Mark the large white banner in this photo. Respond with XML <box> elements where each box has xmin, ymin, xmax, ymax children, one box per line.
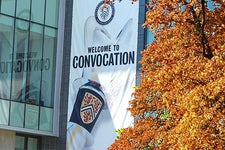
<box><xmin>67</xmin><ymin>0</ymin><xmax>139</xmax><ymax>149</ymax></box>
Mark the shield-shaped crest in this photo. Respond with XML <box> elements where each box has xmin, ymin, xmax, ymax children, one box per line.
<box><xmin>80</xmin><ymin>92</ymin><xmax>103</xmax><ymax>124</ymax></box>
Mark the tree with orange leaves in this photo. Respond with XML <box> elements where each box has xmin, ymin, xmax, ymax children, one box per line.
<box><xmin>108</xmin><ymin>0</ymin><xmax>225</xmax><ymax>149</ymax></box>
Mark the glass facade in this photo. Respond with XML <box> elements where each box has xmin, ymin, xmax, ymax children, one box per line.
<box><xmin>0</xmin><ymin>0</ymin><xmax>60</xmax><ymax>135</ymax></box>
<box><xmin>15</xmin><ymin>134</ymin><xmax>40</xmax><ymax>150</ymax></box>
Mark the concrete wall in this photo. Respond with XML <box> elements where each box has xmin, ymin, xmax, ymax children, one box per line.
<box><xmin>0</xmin><ymin>130</ymin><xmax>15</xmax><ymax>150</ymax></box>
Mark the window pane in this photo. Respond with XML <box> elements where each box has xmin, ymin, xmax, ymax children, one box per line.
<box><xmin>25</xmin><ymin>104</ymin><xmax>39</xmax><ymax>129</ymax></box>
<box><xmin>27</xmin><ymin>137</ymin><xmax>38</xmax><ymax>150</ymax></box>
<box><xmin>0</xmin><ymin>15</ymin><xmax>14</xmax><ymax>99</ymax></box>
<box><xmin>39</xmin><ymin>107</ymin><xmax>53</xmax><ymax>132</ymax></box>
<box><xmin>45</xmin><ymin>0</ymin><xmax>59</xmax><ymax>27</ymax></box>
<box><xmin>15</xmin><ymin>19</ymin><xmax>29</xmax><ymax>32</ymax></box>
<box><xmin>145</xmin><ymin>28</ymin><xmax>154</xmax><ymax>44</ymax></box>
<box><xmin>30</xmin><ymin>23</ymin><xmax>43</xmax><ymax>55</ymax></box>
<box><xmin>16</xmin><ymin>0</ymin><xmax>30</xmax><ymax>20</ymax></box>
<box><xmin>0</xmin><ymin>99</ymin><xmax>9</xmax><ymax>125</ymax></box>
<box><xmin>1</xmin><ymin>0</ymin><xmax>16</xmax><ymax>16</ymax></box>
<box><xmin>15</xmin><ymin>136</ymin><xmax>25</xmax><ymax>150</ymax></box>
<box><xmin>28</xmin><ymin>23</ymin><xmax>43</xmax><ymax>105</ymax></box>
<box><xmin>31</xmin><ymin>0</ymin><xmax>45</xmax><ymax>24</ymax></box>
<box><xmin>10</xmin><ymin>102</ymin><xmax>24</xmax><ymax>127</ymax></box>
<box><xmin>42</xmin><ymin>27</ymin><xmax>57</xmax><ymax>107</ymax></box>
<box><xmin>12</xmin><ymin>19</ymin><xmax>29</xmax><ymax>101</ymax></box>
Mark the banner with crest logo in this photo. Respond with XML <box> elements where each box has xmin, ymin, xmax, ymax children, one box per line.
<box><xmin>67</xmin><ymin>0</ymin><xmax>139</xmax><ymax>149</ymax></box>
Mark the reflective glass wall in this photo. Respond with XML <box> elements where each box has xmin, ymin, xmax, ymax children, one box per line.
<box><xmin>15</xmin><ymin>134</ymin><xmax>40</xmax><ymax>150</ymax></box>
<box><xmin>0</xmin><ymin>0</ymin><xmax>59</xmax><ymax>134</ymax></box>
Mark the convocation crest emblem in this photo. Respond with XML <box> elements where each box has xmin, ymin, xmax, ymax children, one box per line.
<box><xmin>80</xmin><ymin>92</ymin><xmax>103</xmax><ymax>124</ymax></box>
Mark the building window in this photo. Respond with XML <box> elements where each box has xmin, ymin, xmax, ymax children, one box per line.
<box><xmin>15</xmin><ymin>134</ymin><xmax>40</xmax><ymax>150</ymax></box>
<box><xmin>144</xmin><ymin>0</ymin><xmax>154</xmax><ymax>45</ymax></box>
<box><xmin>0</xmin><ymin>0</ymin><xmax>61</xmax><ymax>135</ymax></box>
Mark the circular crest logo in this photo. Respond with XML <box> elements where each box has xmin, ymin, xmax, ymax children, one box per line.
<box><xmin>95</xmin><ymin>1</ymin><xmax>115</xmax><ymax>25</ymax></box>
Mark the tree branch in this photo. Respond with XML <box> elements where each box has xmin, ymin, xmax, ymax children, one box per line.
<box><xmin>188</xmin><ymin>0</ymin><xmax>213</xmax><ymax>59</ymax></box>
